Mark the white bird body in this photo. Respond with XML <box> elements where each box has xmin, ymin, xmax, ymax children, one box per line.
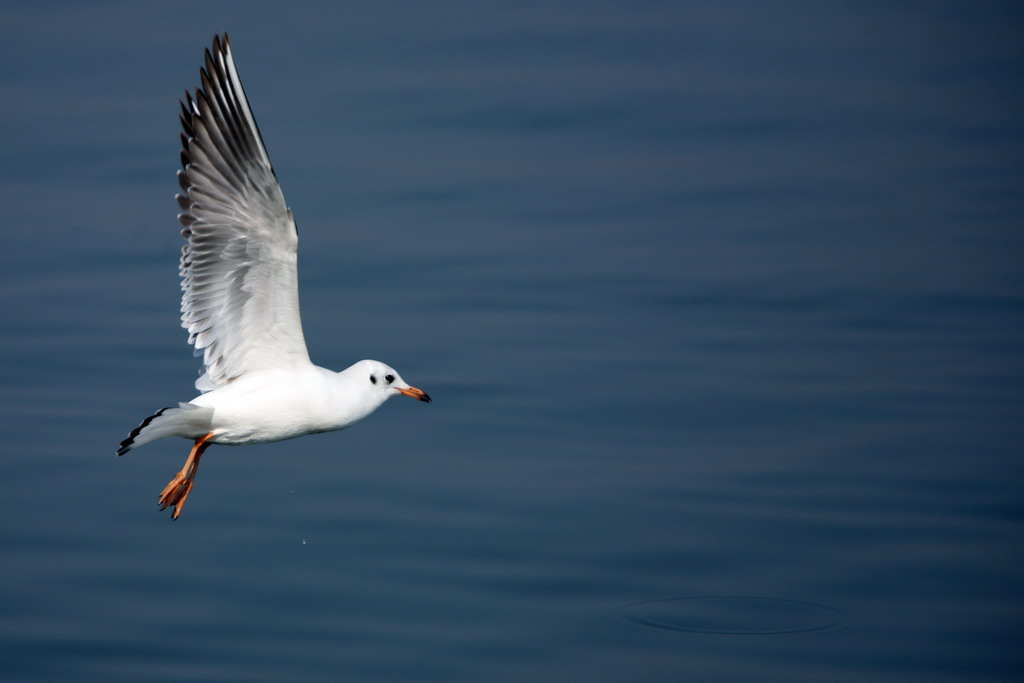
<box><xmin>189</xmin><ymin>361</ymin><xmax>412</xmax><ymax>445</ymax></box>
<box><xmin>118</xmin><ymin>34</ymin><xmax>430</xmax><ymax>518</ymax></box>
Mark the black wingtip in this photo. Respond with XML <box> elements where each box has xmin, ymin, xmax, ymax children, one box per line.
<box><xmin>117</xmin><ymin>407</ymin><xmax>171</xmax><ymax>456</ymax></box>
<box><xmin>212</xmin><ymin>32</ymin><xmax>231</xmax><ymax>59</ymax></box>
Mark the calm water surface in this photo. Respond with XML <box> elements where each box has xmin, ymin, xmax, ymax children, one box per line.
<box><xmin>1</xmin><ymin>2</ymin><xmax>1022</xmax><ymax>681</ymax></box>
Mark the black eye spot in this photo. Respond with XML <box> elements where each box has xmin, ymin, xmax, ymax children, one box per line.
<box><xmin>369</xmin><ymin>375</ymin><xmax>377</xmax><ymax>384</ymax></box>
<box><xmin>385</xmin><ymin>373</ymin><xmax>395</xmax><ymax>384</ymax></box>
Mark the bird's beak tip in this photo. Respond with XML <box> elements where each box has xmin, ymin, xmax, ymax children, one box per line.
<box><xmin>398</xmin><ymin>386</ymin><xmax>431</xmax><ymax>403</ymax></box>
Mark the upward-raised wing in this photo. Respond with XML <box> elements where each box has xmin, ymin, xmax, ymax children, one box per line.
<box><xmin>177</xmin><ymin>33</ymin><xmax>310</xmax><ymax>392</ymax></box>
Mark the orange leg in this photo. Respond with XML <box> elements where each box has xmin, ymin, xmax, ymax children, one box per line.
<box><xmin>159</xmin><ymin>431</ymin><xmax>215</xmax><ymax>520</ymax></box>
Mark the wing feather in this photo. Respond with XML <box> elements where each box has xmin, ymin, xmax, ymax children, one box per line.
<box><xmin>177</xmin><ymin>33</ymin><xmax>310</xmax><ymax>391</ymax></box>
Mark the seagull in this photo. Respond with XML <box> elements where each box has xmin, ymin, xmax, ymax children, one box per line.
<box><xmin>118</xmin><ymin>33</ymin><xmax>431</xmax><ymax>519</ymax></box>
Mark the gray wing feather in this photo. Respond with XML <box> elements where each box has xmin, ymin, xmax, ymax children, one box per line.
<box><xmin>178</xmin><ymin>34</ymin><xmax>310</xmax><ymax>391</ymax></box>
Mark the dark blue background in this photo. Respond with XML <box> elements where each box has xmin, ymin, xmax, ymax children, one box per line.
<box><xmin>1</xmin><ymin>2</ymin><xmax>1022</xmax><ymax>680</ymax></box>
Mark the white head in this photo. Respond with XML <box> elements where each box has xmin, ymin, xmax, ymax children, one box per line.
<box><xmin>345</xmin><ymin>359</ymin><xmax>431</xmax><ymax>405</ymax></box>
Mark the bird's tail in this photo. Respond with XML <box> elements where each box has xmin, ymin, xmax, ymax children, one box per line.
<box><xmin>117</xmin><ymin>402</ymin><xmax>214</xmax><ymax>456</ymax></box>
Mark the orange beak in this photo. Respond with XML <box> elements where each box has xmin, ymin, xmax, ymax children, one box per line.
<box><xmin>397</xmin><ymin>385</ymin><xmax>431</xmax><ymax>403</ymax></box>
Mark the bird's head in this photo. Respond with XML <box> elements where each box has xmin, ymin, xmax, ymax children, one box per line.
<box><xmin>348</xmin><ymin>359</ymin><xmax>431</xmax><ymax>404</ymax></box>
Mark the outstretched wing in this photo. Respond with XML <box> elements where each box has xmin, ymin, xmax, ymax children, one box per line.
<box><xmin>177</xmin><ymin>33</ymin><xmax>310</xmax><ymax>392</ymax></box>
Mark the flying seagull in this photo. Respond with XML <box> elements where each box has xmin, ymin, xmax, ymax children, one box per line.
<box><xmin>118</xmin><ymin>33</ymin><xmax>431</xmax><ymax>519</ymax></box>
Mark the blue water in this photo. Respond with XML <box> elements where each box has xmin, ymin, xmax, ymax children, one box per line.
<box><xmin>1</xmin><ymin>2</ymin><xmax>1022</xmax><ymax>681</ymax></box>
